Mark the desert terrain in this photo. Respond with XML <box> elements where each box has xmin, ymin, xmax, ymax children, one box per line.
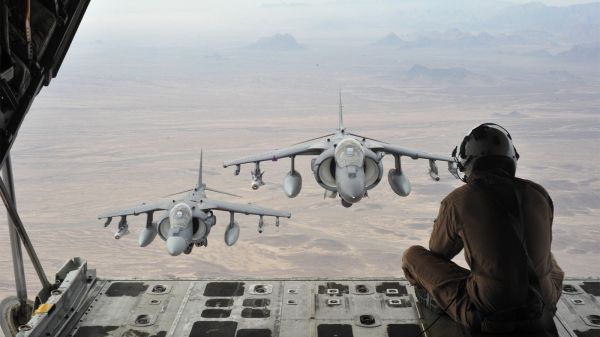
<box><xmin>0</xmin><ymin>1</ymin><xmax>598</xmax><ymax>309</ymax></box>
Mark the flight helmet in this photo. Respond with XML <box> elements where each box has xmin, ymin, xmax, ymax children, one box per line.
<box><xmin>452</xmin><ymin>123</ymin><xmax>519</xmax><ymax>179</ymax></box>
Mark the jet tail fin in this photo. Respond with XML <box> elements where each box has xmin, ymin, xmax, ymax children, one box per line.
<box><xmin>198</xmin><ymin>150</ymin><xmax>203</xmax><ymax>188</ymax></box>
<box><xmin>338</xmin><ymin>89</ymin><xmax>344</xmax><ymax>131</ymax></box>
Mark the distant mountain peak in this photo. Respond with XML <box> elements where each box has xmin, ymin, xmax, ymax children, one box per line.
<box><xmin>405</xmin><ymin>64</ymin><xmax>492</xmax><ymax>85</ymax></box>
<box><xmin>372</xmin><ymin>33</ymin><xmax>408</xmax><ymax>47</ymax></box>
<box><xmin>407</xmin><ymin>64</ymin><xmax>471</xmax><ymax>79</ymax></box>
<box><xmin>247</xmin><ymin>33</ymin><xmax>305</xmax><ymax>51</ymax></box>
<box><xmin>557</xmin><ymin>43</ymin><xmax>600</xmax><ymax>61</ymax></box>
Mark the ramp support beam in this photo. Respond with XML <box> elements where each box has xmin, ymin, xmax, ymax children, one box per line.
<box><xmin>0</xmin><ymin>154</ymin><xmax>51</xmax><ymax>300</ymax></box>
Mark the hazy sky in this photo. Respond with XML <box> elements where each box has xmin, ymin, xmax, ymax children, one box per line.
<box><xmin>79</xmin><ymin>0</ymin><xmax>598</xmax><ymax>43</ymax></box>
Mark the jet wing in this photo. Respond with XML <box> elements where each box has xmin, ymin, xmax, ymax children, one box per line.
<box><xmin>198</xmin><ymin>199</ymin><xmax>291</xmax><ymax>219</ymax></box>
<box><xmin>223</xmin><ymin>141</ymin><xmax>327</xmax><ymax>167</ymax></box>
<box><xmin>98</xmin><ymin>200</ymin><xmax>175</xmax><ymax>219</ymax></box>
<box><xmin>366</xmin><ymin>140</ymin><xmax>454</xmax><ymax>162</ymax></box>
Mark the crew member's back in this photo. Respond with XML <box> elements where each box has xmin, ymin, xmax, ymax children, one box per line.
<box><xmin>402</xmin><ymin>123</ymin><xmax>564</xmax><ymax>333</ymax></box>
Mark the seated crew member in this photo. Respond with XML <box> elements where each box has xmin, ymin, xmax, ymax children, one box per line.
<box><xmin>402</xmin><ymin>123</ymin><xmax>564</xmax><ymax>333</ymax></box>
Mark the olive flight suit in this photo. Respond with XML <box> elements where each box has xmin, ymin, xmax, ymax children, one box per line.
<box><xmin>402</xmin><ymin>170</ymin><xmax>564</xmax><ymax>331</ymax></box>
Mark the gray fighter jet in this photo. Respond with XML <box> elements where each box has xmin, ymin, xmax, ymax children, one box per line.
<box><xmin>224</xmin><ymin>94</ymin><xmax>459</xmax><ymax>207</ymax></box>
<box><xmin>98</xmin><ymin>152</ymin><xmax>291</xmax><ymax>256</ymax></box>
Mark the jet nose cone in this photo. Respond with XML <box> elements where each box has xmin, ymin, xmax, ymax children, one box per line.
<box><xmin>166</xmin><ymin>236</ymin><xmax>188</xmax><ymax>256</ymax></box>
<box><xmin>340</xmin><ymin>188</ymin><xmax>364</xmax><ymax>203</ymax></box>
<box><xmin>336</xmin><ymin>166</ymin><xmax>366</xmax><ymax>204</ymax></box>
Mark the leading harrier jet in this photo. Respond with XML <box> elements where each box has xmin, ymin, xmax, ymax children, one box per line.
<box><xmin>224</xmin><ymin>94</ymin><xmax>459</xmax><ymax>207</ymax></box>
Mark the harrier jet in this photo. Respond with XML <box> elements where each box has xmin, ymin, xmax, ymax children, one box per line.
<box><xmin>224</xmin><ymin>94</ymin><xmax>459</xmax><ymax>207</ymax></box>
<box><xmin>98</xmin><ymin>153</ymin><xmax>291</xmax><ymax>256</ymax></box>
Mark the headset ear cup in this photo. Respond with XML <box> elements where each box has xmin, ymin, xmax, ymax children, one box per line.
<box><xmin>459</xmin><ymin>136</ymin><xmax>469</xmax><ymax>158</ymax></box>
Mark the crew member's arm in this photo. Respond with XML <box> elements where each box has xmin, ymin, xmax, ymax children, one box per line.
<box><xmin>547</xmin><ymin>193</ymin><xmax>564</xmax><ymax>305</ymax></box>
<box><xmin>429</xmin><ymin>199</ymin><xmax>463</xmax><ymax>260</ymax></box>
<box><xmin>549</xmin><ymin>254</ymin><xmax>564</xmax><ymax>302</ymax></box>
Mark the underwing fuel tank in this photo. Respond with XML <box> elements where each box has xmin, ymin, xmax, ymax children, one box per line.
<box><xmin>224</xmin><ymin>221</ymin><xmax>240</xmax><ymax>246</ymax></box>
<box><xmin>283</xmin><ymin>170</ymin><xmax>302</xmax><ymax>198</ymax></box>
<box><xmin>388</xmin><ymin>168</ymin><xmax>411</xmax><ymax>197</ymax></box>
<box><xmin>138</xmin><ymin>223</ymin><xmax>158</xmax><ymax>247</ymax></box>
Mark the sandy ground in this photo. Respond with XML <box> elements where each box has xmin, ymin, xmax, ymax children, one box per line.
<box><xmin>0</xmin><ymin>43</ymin><xmax>598</xmax><ymax>302</ymax></box>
